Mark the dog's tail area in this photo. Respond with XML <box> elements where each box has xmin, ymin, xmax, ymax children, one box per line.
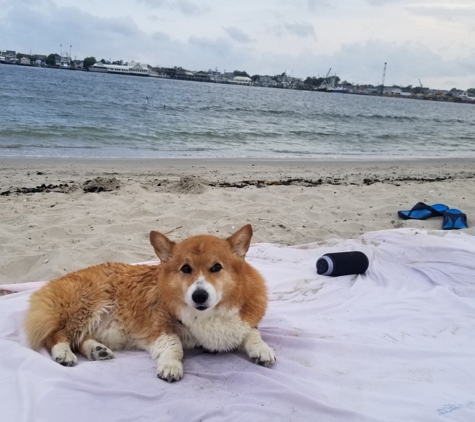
<box><xmin>24</xmin><ymin>291</ymin><xmax>59</xmax><ymax>351</ymax></box>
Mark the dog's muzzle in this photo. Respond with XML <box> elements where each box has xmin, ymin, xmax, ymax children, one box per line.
<box><xmin>191</xmin><ymin>288</ymin><xmax>209</xmax><ymax>311</ymax></box>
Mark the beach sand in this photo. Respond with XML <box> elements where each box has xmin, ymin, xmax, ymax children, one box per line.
<box><xmin>1</xmin><ymin>157</ymin><xmax>474</xmax><ymax>285</ymax></box>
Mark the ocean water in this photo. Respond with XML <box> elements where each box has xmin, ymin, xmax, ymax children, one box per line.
<box><xmin>1</xmin><ymin>64</ymin><xmax>474</xmax><ymax>160</ymax></box>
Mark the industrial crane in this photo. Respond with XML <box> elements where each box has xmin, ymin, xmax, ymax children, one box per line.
<box><xmin>380</xmin><ymin>62</ymin><xmax>387</xmax><ymax>95</ymax></box>
<box><xmin>318</xmin><ymin>68</ymin><xmax>332</xmax><ymax>90</ymax></box>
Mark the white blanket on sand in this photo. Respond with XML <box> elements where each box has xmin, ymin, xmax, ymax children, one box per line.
<box><xmin>1</xmin><ymin>228</ymin><xmax>475</xmax><ymax>422</ymax></box>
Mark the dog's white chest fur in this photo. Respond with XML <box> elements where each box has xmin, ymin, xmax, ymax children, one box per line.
<box><xmin>177</xmin><ymin>307</ymin><xmax>251</xmax><ymax>352</ymax></box>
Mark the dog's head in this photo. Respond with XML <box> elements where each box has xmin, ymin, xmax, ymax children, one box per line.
<box><xmin>150</xmin><ymin>225</ymin><xmax>253</xmax><ymax>313</ymax></box>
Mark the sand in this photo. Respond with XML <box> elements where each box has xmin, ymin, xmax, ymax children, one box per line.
<box><xmin>1</xmin><ymin>157</ymin><xmax>474</xmax><ymax>285</ymax></box>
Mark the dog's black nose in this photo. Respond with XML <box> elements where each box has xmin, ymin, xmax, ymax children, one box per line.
<box><xmin>192</xmin><ymin>289</ymin><xmax>209</xmax><ymax>304</ymax></box>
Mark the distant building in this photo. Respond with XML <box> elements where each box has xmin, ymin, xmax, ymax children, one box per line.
<box><xmin>73</xmin><ymin>60</ymin><xmax>84</xmax><ymax>69</ymax></box>
<box><xmin>207</xmin><ymin>69</ymin><xmax>222</xmax><ymax>82</ymax></box>
<box><xmin>20</xmin><ymin>57</ymin><xmax>31</xmax><ymax>65</ymax></box>
<box><xmin>233</xmin><ymin>76</ymin><xmax>252</xmax><ymax>85</ymax></box>
<box><xmin>384</xmin><ymin>86</ymin><xmax>402</xmax><ymax>95</ymax></box>
<box><xmin>89</xmin><ymin>62</ymin><xmax>108</xmax><ymax>72</ymax></box>
<box><xmin>4</xmin><ymin>50</ymin><xmax>16</xmax><ymax>63</ymax></box>
<box><xmin>358</xmin><ymin>85</ymin><xmax>379</xmax><ymax>95</ymax></box>
<box><xmin>33</xmin><ymin>54</ymin><xmax>46</xmax><ymax>66</ymax></box>
<box><xmin>340</xmin><ymin>82</ymin><xmax>353</xmax><ymax>92</ymax></box>
<box><xmin>257</xmin><ymin>75</ymin><xmax>276</xmax><ymax>87</ymax></box>
<box><xmin>128</xmin><ymin>61</ymin><xmax>150</xmax><ymax>76</ymax></box>
<box><xmin>153</xmin><ymin>66</ymin><xmax>175</xmax><ymax>78</ymax></box>
<box><xmin>153</xmin><ymin>66</ymin><xmax>212</xmax><ymax>82</ymax></box>
<box><xmin>193</xmin><ymin>71</ymin><xmax>211</xmax><ymax>82</ymax></box>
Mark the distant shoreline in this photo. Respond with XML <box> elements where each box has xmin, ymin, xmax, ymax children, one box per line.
<box><xmin>2</xmin><ymin>62</ymin><xmax>472</xmax><ymax>104</ymax></box>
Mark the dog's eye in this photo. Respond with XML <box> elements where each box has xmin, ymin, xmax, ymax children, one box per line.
<box><xmin>210</xmin><ymin>263</ymin><xmax>222</xmax><ymax>273</ymax></box>
<box><xmin>181</xmin><ymin>264</ymin><xmax>192</xmax><ymax>274</ymax></box>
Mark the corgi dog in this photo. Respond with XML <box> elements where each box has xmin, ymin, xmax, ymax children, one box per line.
<box><xmin>24</xmin><ymin>224</ymin><xmax>276</xmax><ymax>382</ymax></box>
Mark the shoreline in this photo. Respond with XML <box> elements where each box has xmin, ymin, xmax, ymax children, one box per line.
<box><xmin>2</xmin><ymin>156</ymin><xmax>475</xmax><ymax>174</ymax></box>
<box><xmin>1</xmin><ymin>157</ymin><xmax>474</xmax><ymax>284</ymax></box>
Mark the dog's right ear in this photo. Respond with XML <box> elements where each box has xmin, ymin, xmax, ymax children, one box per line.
<box><xmin>150</xmin><ymin>231</ymin><xmax>176</xmax><ymax>263</ymax></box>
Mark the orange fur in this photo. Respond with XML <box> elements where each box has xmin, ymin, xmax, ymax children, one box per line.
<box><xmin>24</xmin><ymin>224</ymin><xmax>275</xmax><ymax>380</ymax></box>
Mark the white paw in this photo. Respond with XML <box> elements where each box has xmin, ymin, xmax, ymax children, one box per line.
<box><xmin>157</xmin><ymin>359</ymin><xmax>183</xmax><ymax>382</ymax></box>
<box><xmin>90</xmin><ymin>344</ymin><xmax>114</xmax><ymax>361</ymax></box>
<box><xmin>52</xmin><ymin>342</ymin><xmax>77</xmax><ymax>367</ymax></box>
<box><xmin>248</xmin><ymin>342</ymin><xmax>276</xmax><ymax>368</ymax></box>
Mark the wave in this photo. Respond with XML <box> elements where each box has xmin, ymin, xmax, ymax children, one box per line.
<box><xmin>355</xmin><ymin>114</ymin><xmax>417</xmax><ymax>121</ymax></box>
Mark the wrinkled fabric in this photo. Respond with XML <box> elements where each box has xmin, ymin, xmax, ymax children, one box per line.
<box><xmin>1</xmin><ymin>228</ymin><xmax>475</xmax><ymax>422</ymax></box>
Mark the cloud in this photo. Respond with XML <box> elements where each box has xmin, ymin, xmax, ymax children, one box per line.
<box><xmin>152</xmin><ymin>31</ymin><xmax>170</xmax><ymax>41</ymax></box>
<box><xmin>223</xmin><ymin>27</ymin><xmax>253</xmax><ymax>43</ymax></box>
<box><xmin>406</xmin><ymin>3</ymin><xmax>475</xmax><ymax>19</ymax></box>
<box><xmin>0</xmin><ymin>1</ymin><xmax>242</xmax><ymax>69</ymax></box>
<box><xmin>305</xmin><ymin>0</ymin><xmax>334</xmax><ymax>11</ymax></box>
<box><xmin>1</xmin><ymin>3</ymin><xmax>151</xmax><ymax>61</ymax></box>
<box><xmin>135</xmin><ymin>0</ymin><xmax>209</xmax><ymax>15</ymax></box>
<box><xmin>364</xmin><ymin>0</ymin><xmax>403</xmax><ymax>6</ymax></box>
<box><xmin>1</xmin><ymin>0</ymin><xmax>474</xmax><ymax>89</ymax></box>
<box><xmin>188</xmin><ymin>36</ymin><xmax>234</xmax><ymax>56</ymax></box>
<box><xmin>312</xmin><ymin>39</ymin><xmax>475</xmax><ymax>88</ymax></box>
<box><xmin>237</xmin><ymin>37</ymin><xmax>475</xmax><ymax>89</ymax></box>
<box><xmin>0</xmin><ymin>0</ymin><xmax>41</xmax><ymax>5</ymax></box>
<box><xmin>283</xmin><ymin>22</ymin><xmax>315</xmax><ymax>38</ymax></box>
<box><xmin>269</xmin><ymin>21</ymin><xmax>315</xmax><ymax>39</ymax></box>
<box><xmin>135</xmin><ymin>0</ymin><xmax>167</xmax><ymax>6</ymax></box>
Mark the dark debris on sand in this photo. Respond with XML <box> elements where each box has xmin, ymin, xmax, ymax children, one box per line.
<box><xmin>1</xmin><ymin>177</ymin><xmax>121</xmax><ymax>196</ymax></box>
<box><xmin>209</xmin><ymin>178</ymin><xmax>324</xmax><ymax>188</ymax></box>
<box><xmin>2</xmin><ymin>172</ymin><xmax>474</xmax><ymax>196</ymax></box>
<box><xmin>82</xmin><ymin>177</ymin><xmax>120</xmax><ymax>193</ymax></box>
<box><xmin>161</xmin><ymin>176</ymin><xmax>208</xmax><ymax>194</ymax></box>
<box><xmin>1</xmin><ymin>183</ymin><xmax>74</xmax><ymax>196</ymax></box>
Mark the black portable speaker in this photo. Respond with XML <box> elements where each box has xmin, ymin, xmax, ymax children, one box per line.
<box><xmin>316</xmin><ymin>251</ymin><xmax>369</xmax><ymax>277</ymax></box>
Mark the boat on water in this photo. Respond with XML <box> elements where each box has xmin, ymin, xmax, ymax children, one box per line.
<box><xmin>332</xmin><ymin>86</ymin><xmax>348</xmax><ymax>93</ymax></box>
<box><xmin>89</xmin><ymin>61</ymin><xmax>150</xmax><ymax>76</ymax></box>
<box><xmin>315</xmin><ymin>67</ymin><xmax>332</xmax><ymax>91</ymax></box>
<box><xmin>326</xmin><ymin>75</ymin><xmax>337</xmax><ymax>92</ymax></box>
<box><xmin>59</xmin><ymin>53</ymin><xmax>71</xmax><ymax>69</ymax></box>
<box><xmin>459</xmin><ymin>91</ymin><xmax>475</xmax><ymax>103</ymax></box>
<box><xmin>315</xmin><ymin>74</ymin><xmax>347</xmax><ymax>93</ymax></box>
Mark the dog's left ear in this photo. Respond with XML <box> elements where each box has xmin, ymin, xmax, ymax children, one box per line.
<box><xmin>227</xmin><ymin>224</ymin><xmax>253</xmax><ymax>258</ymax></box>
<box><xmin>150</xmin><ymin>231</ymin><xmax>176</xmax><ymax>263</ymax></box>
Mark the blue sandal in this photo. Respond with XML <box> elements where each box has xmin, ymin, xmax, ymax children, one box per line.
<box><xmin>398</xmin><ymin>202</ymin><xmax>449</xmax><ymax>220</ymax></box>
<box><xmin>442</xmin><ymin>209</ymin><xmax>468</xmax><ymax>230</ymax></box>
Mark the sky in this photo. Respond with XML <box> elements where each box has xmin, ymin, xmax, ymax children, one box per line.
<box><xmin>1</xmin><ymin>0</ymin><xmax>474</xmax><ymax>90</ymax></box>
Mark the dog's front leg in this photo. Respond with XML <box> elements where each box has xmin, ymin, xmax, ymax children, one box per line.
<box><xmin>241</xmin><ymin>328</ymin><xmax>276</xmax><ymax>368</ymax></box>
<box><xmin>145</xmin><ymin>334</ymin><xmax>184</xmax><ymax>382</ymax></box>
